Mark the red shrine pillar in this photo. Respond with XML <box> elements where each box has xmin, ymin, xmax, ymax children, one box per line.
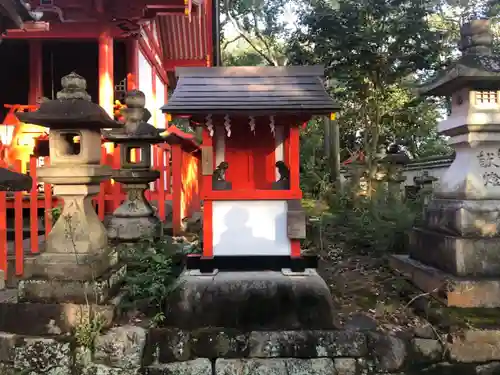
<box><xmin>98</xmin><ymin>28</ymin><xmax>114</xmax><ymax>117</ymax></box>
<box><xmin>126</xmin><ymin>39</ymin><xmax>139</xmax><ymax>91</ymax></box>
<box><xmin>29</xmin><ymin>40</ymin><xmax>43</xmax><ymax>104</ymax></box>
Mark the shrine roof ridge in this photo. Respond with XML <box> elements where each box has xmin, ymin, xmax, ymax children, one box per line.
<box><xmin>174</xmin><ymin>66</ymin><xmax>327</xmax><ymax>77</ymax></box>
<box><xmin>162</xmin><ymin>65</ymin><xmax>340</xmax><ymax>116</ymax></box>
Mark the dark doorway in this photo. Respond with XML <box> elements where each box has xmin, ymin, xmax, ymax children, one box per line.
<box><xmin>42</xmin><ymin>41</ymin><xmax>99</xmax><ymax>101</ymax></box>
<box><xmin>0</xmin><ymin>40</ymin><xmax>30</xmax><ymax>121</ymax></box>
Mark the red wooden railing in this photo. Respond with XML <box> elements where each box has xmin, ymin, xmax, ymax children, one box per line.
<box><xmin>0</xmin><ymin>144</ymin><xmax>173</xmax><ymax>280</ymax></box>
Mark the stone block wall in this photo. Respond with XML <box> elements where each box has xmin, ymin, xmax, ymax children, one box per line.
<box><xmin>340</xmin><ymin>155</ymin><xmax>454</xmax><ymax>188</ymax></box>
<box><xmin>3</xmin><ymin>326</ymin><xmax>500</xmax><ymax>374</ymax></box>
<box><xmin>401</xmin><ymin>155</ymin><xmax>452</xmax><ymax>188</ymax></box>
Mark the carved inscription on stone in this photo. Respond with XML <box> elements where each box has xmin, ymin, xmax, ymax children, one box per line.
<box><xmin>483</xmin><ymin>172</ymin><xmax>500</xmax><ymax>187</ymax></box>
<box><xmin>478</xmin><ymin>150</ymin><xmax>500</xmax><ymax>168</ymax></box>
<box><xmin>478</xmin><ymin>150</ymin><xmax>500</xmax><ymax>186</ymax></box>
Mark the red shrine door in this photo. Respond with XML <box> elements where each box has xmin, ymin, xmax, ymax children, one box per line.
<box><xmin>225</xmin><ymin>124</ymin><xmax>276</xmax><ymax>191</ymax></box>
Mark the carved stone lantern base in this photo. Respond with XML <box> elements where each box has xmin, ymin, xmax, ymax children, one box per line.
<box><xmin>107</xmin><ymin>169</ymin><xmax>162</xmax><ymax>242</ymax></box>
<box><xmin>392</xmin><ymin>191</ymin><xmax>500</xmax><ymax>308</ymax></box>
<box><xmin>20</xmin><ymin>166</ymin><xmax>125</xmax><ymax>309</ymax></box>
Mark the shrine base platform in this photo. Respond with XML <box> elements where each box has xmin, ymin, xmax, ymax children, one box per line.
<box><xmin>164</xmin><ymin>256</ymin><xmax>335</xmax><ymax>330</ymax></box>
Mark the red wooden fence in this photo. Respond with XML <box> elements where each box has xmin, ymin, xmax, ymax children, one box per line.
<box><xmin>0</xmin><ymin>143</ymin><xmax>172</xmax><ymax>280</ymax></box>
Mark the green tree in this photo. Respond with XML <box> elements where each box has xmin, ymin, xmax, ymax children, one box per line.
<box><xmin>289</xmin><ymin>0</ymin><xmax>451</xmax><ymax>171</ymax></box>
<box><xmin>220</xmin><ymin>0</ymin><xmax>292</xmax><ymax>65</ymax></box>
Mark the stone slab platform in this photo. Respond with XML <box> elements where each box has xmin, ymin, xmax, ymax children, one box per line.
<box><xmin>18</xmin><ymin>264</ymin><xmax>126</xmax><ymax>304</ymax></box>
<box><xmin>0</xmin><ymin>293</ymin><xmax>122</xmax><ymax>336</ymax></box>
<box><xmin>389</xmin><ymin>254</ymin><xmax>500</xmax><ymax>308</ymax></box>
<box><xmin>164</xmin><ymin>269</ymin><xmax>335</xmax><ymax>331</ymax></box>
<box><xmin>409</xmin><ymin>227</ymin><xmax>500</xmax><ymax>277</ymax></box>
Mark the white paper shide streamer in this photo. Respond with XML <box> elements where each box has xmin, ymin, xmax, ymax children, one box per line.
<box><xmin>206</xmin><ymin>114</ymin><xmax>214</xmax><ymax>137</ymax></box>
<box><xmin>269</xmin><ymin>115</ymin><xmax>275</xmax><ymax>137</ymax></box>
<box><xmin>249</xmin><ymin>116</ymin><xmax>256</xmax><ymax>134</ymax></box>
<box><xmin>224</xmin><ymin>114</ymin><xmax>231</xmax><ymax>137</ymax></box>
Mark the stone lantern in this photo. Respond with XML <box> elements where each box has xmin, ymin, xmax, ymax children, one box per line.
<box><xmin>382</xmin><ymin>149</ymin><xmax>409</xmax><ymax>201</ymax></box>
<box><xmin>414</xmin><ymin>171</ymin><xmax>437</xmax><ymax>204</ymax></box>
<box><xmin>391</xmin><ymin>19</ymin><xmax>500</xmax><ymax>308</ymax></box>
<box><xmin>16</xmin><ymin>72</ymin><xmax>122</xmax><ymax>304</ymax></box>
<box><xmin>104</xmin><ymin>90</ymin><xmax>163</xmax><ymax>242</ymax></box>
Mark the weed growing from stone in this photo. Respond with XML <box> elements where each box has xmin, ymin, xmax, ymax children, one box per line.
<box><xmin>74</xmin><ymin>313</ymin><xmax>106</xmax><ymax>351</ymax></box>
<box><xmin>63</xmin><ymin>213</ymin><xmax>106</xmax><ymax>351</ymax></box>
<box><xmin>149</xmin><ymin>312</ymin><xmax>166</xmax><ymax>328</ymax></box>
<box><xmin>50</xmin><ymin>205</ymin><xmax>62</xmax><ymax>225</ymax></box>
<box><xmin>121</xmin><ymin>236</ymin><xmax>181</xmax><ymax>317</ymax></box>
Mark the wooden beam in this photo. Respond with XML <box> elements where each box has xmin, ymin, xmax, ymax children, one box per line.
<box><xmin>28</xmin><ymin>40</ymin><xmax>43</xmax><ymax>105</ymax></box>
<box><xmin>142</xmin><ymin>23</ymin><xmax>163</xmax><ymax>63</ymax></box>
<box><xmin>206</xmin><ymin>0</ymin><xmax>213</xmax><ymax>66</ymax></box>
<box><xmin>4</xmin><ymin>24</ymin><xmax>123</xmax><ymax>39</ymax></box>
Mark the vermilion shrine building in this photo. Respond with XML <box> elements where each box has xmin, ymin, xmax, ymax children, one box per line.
<box><xmin>0</xmin><ymin>0</ymin><xmax>215</xmax><ymax>170</ymax></box>
<box><xmin>0</xmin><ymin>0</ymin><xmax>214</xmax><ymax>279</ymax></box>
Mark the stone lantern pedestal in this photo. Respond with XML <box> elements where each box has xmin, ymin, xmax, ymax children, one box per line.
<box><xmin>382</xmin><ymin>151</ymin><xmax>409</xmax><ymax>201</ymax></box>
<box><xmin>104</xmin><ymin>90</ymin><xmax>163</xmax><ymax>242</ymax></box>
<box><xmin>0</xmin><ymin>72</ymin><xmax>125</xmax><ymax>335</ymax></box>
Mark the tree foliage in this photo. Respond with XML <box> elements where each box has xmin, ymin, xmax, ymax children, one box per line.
<box><xmin>220</xmin><ymin>0</ymin><xmax>292</xmax><ymax>65</ymax></box>
<box><xmin>289</xmin><ymin>0</ymin><xmax>454</xmax><ymax>165</ymax></box>
<box><xmin>220</xmin><ymin>0</ymin><xmax>498</xmax><ymax>194</ymax></box>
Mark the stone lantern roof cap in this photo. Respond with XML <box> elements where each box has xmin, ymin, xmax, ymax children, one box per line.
<box><xmin>417</xmin><ymin>19</ymin><xmax>500</xmax><ymax>96</ymax></box>
<box><xmin>102</xmin><ymin>122</ymin><xmax>163</xmax><ymax>143</ymax></box>
<box><xmin>102</xmin><ymin>90</ymin><xmax>163</xmax><ymax>143</ymax></box>
<box><xmin>16</xmin><ymin>72</ymin><xmax>121</xmax><ymax>129</ymax></box>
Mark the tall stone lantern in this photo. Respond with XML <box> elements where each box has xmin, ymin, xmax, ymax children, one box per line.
<box><xmin>104</xmin><ymin>90</ymin><xmax>163</xmax><ymax>242</ymax></box>
<box><xmin>391</xmin><ymin>19</ymin><xmax>500</xmax><ymax>308</ymax></box>
<box><xmin>382</xmin><ymin>148</ymin><xmax>409</xmax><ymax>201</ymax></box>
<box><xmin>16</xmin><ymin>72</ymin><xmax>122</xmax><ymax>304</ymax></box>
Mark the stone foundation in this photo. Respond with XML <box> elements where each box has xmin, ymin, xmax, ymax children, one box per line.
<box><xmin>164</xmin><ymin>269</ymin><xmax>335</xmax><ymax>330</ymax></box>
<box><xmin>4</xmin><ymin>326</ymin><xmax>500</xmax><ymax>374</ymax></box>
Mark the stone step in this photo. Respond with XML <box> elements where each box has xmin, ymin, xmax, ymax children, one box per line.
<box><xmin>143</xmin><ymin>328</ymin><xmax>367</xmax><ymax>365</ymax></box>
<box><xmin>0</xmin><ymin>294</ymin><xmax>122</xmax><ymax>336</ymax></box>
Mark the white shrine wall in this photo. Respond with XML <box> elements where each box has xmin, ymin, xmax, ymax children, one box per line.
<box><xmin>138</xmin><ymin>50</ymin><xmax>154</xmax><ymax>125</ymax></box>
<box><xmin>212</xmin><ymin>200</ymin><xmax>291</xmax><ymax>256</ymax></box>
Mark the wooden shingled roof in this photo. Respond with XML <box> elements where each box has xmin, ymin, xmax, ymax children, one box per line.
<box><xmin>0</xmin><ymin>0</ymin><xmax>34</xmax><ymax>34</ymax></box>
<box><xmin>161</xmin><ymin>66</ymin><xmax>339</xmax><ymax>116</ymax></box>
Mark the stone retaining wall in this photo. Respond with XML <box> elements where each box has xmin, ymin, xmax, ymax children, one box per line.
<box><xmin>2</xmin><ymin>326</ymin><xmax>500</xmax><ymax>374</ymax></box>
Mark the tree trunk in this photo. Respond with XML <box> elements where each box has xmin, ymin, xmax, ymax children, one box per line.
<box><xmin>323</xmin><ymin>116</ymin><xmax>331</xmax><ymax>158</ymax></box>
<box><xmin>328</xmin><ymin>117</ymin><xmax>341</xmax><ymax>188</ymax></box>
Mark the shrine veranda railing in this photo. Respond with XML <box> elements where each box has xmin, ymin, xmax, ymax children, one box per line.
<box><xmin>0</xmin><ymin>144</ymin><xmax>173</xmax><ymax>279</ymax></box>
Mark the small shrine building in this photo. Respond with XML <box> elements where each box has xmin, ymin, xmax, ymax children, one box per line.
<box><xmin>161</xmin><ymin>66</ymin><xmax>340</xmax><ymax>330</ymax></box>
